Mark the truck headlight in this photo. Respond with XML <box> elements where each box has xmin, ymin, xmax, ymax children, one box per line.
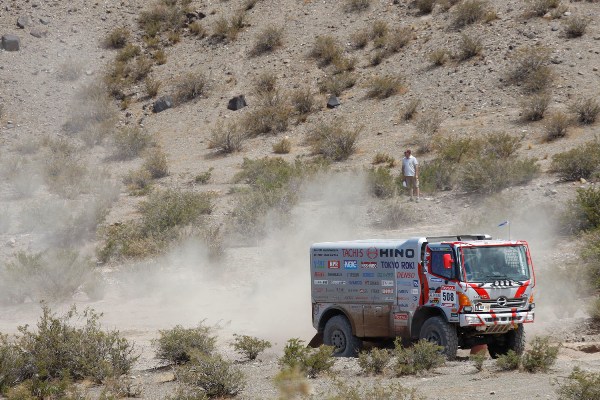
<box><xmin>529</xmin><ymin>303</ymin><xmax>535</xmax><ymax>310</ymax></box>
<box><xmin>465</xmin><ymin>316</ymin><xmax>480</xmax><ymax>325</ymax></box>
<box><xmin>463</xmin><ymin>306</ymin><xmax>472</xmax><ymax>312</ymax></box>
<box><xmin>525</xmin><ymin>313</ymin><xmax>534</xmax><ymax>322</ymax></box>
<box><xmin>474</xmin><ymin>303</ymin><xmax>485</xmax><ymax>312</ymax></box>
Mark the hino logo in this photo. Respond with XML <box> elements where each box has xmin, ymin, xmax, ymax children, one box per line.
<box><xmin>496</xmin><ymin>296</ymin><xmax>508</xmax><ymax>307</ymax></box>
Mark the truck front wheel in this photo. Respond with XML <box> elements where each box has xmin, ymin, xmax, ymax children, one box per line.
<box><xmin>488</xmin><ymin>326</ymin><xmax>526</xmax><ymax>359</ymax></box>
<box><xmin>419</xmin><ymin>316</ymin><xmax>458</xmax><ymax>360</ymax></box>
<box><xmin>323</xmin><ymin>315</ymin><xmax>362</xmax><ymax>357</ymax></box>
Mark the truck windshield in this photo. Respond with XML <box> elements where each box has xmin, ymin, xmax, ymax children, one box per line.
<box><xmin>461</xmin><ymin>246</ymin><xmax>530</xmax><ymax>283</ymax></box>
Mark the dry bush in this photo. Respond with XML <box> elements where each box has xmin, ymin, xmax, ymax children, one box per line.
<box><xmin>273</xmin><ymin>137</ymin><xmax>292</xmax><ymax>154</ymax></box>
<box><xmin>251</xmin><ymin>25</ymin><xmax>284</xmax><ymax>55</ymax></box>
<box><xmin>104</xmin><ymin>26</ymin><xmax>130</xmax><ymax>48</ymax></box>
<box><xmin>211</xmin><ymin>16</ymin><xmax>231</xmax><ymax>42</ymax></box>
<box><xmin>241</xmin><ymin>92</ymin><xmax>291</xmax><ymax>136</ymax></box>
<box><xmin>131</xmin><ymin>55</ymin><xmax>153</xmax><ymax>81</ymax></box>
<box><xmin>123</xmin><ymin>168</ymin><xmax>153</xmax><ymax>196</ymax></box>
<box><xmin>452</xmin><ymin>0</ymin><xmax>490</xmax><ymax>28</ymax></box>
<box><xmin>550</xmin><ymin>140</ymin><xmax>600</xmax><ymax>181</ymax></box>
<box><xmin>274</xmin><ymin>367</ymin><xmax>310</xmax><ymax>400</ymax></box>
<box><xmin>556</xmin><ymin>367</ymin><xmax>600</xmax><ymax>400</ymax></box>
<box><xmin>401</xmin><ymin>98</ymin><xmax>421</xmax><ymax>121</ymax></box>
<box><xmin>506</xmin><ymin>46</ymin><xmax>553</xmax><ymax>93</ymax></box>
<box><xmin>415</xmin><ymin>0</ymin><xmax>437</xmax><ymax>14</ymax></box>
<box><xmin>244</xmin><ymin>0</ymin><xmax>260</xmax><ymax>10</ymax></box>
<box><xmin>116</xmin><ymin>44</ymin><xmax>141</xmax><ymax>62</ymax></box>
<box><xmin>351</xmin><ymin>29</ymin><xmax>370</xmax><ymax>49</ymax></box>
<box><xmin>194</xmin><ymin>168</ymin><xmax>213</xmax><ymax>185</ymax></box>
<box><xmin>366</xmin><ymin>75</ymin><xmax>405</xmax><ymax>99</ymax></box>
<box><xmin>496</xmin><ymin>350</ymin><xmax>521</xmax><ymax>371</ymax></box>
<box><xmin>368</xmin><ymin>167</ymin><xmax>397</xmax><ymax>199</ymax></box>
<box><xmin>112</xmin><ymin>126</ymin><xmax>154</xmax><ymax>160</ymax></box>
<box><xmin>569</xmin><ymin>97</ymin><xmax>600</xmax><ymax>124</ymax></box>
<box><xmin>394</xmin><ymin>338</ymin><xmax>445</xmax><ymax>375</ymax></box>
<box><xmin>372</xmin><ymin>152</ymin><xmax>396</xmax><ymax>166</ymax></box>
<box><xmin>525</xmin><ymin>0</ymin><xmax>561</xmax><ymax>18</ymax></box>
<box><xmin>564</xmin><ymin>16</ymin><xmax>590</xmax><ymax>38</ymax></box>
<box><xmin>522</xmin><ymin>336</ymin><xmax>560</xmax><ymax>373</ymax></box>
<box><xmin>319</xmin><ymin>72</ymin><xmax>356</xmax><ymax>96</ymax></box>
<box><xmin>43</xmin><ymin>144</ymin><xmax>89</xmax><ymax>199</ymax></box>
<box><xmin>254</xmin><ymin>71</ymin><xmax>277</xmax><ymax>95</ymax></box>
<box><xmin>370</xmin><ymin>50</ymin><xmax>386</xmax><ymax>66</ymax></box>
<box><xmin>544</xmin><ymin>111</ymin><xmax>571</xmax><ymax>141</ymax></box>
<box><xmin>57</xmin><ymin>60</ymin><xmax>82</xmax><ymax>81</ymax></box>
<box><xmin>429</xmin><ymin>48</ymin><xmax>450</xmax><ymax>66</ymax></box>
<box><xmin>208</xmin><ymin>123</ymin><xmax>246</xmax><ymax>153</ymax></box>
<box><xmin>145</xmin><ymin>76</ymin><xmax>161</xmax><ymax>97</ymax></box>
<box><xmin>387</xmin><ymin>27</ymin><xmax>412</xmax><ymax>53</ymax></box>
<box><xmin>310</xmin><ymin>35</ymin><xmax>343</xmax><ymax>67</ymax></box>
<box><xmin>415</xmin><ymin>111</ymin><xmax>443</xmax><ymax>152</ymax></box>
<box><xmin>307</xmin><ymin>121</ymin><xmax>361</xmax><ymax>161</ymax></box>
<box><xmin>358</xmin><ymin>348</ymin><xmax>391</xmax><ymax>375</ymax></box>
<box><xmin>209</xmin><ymin>12</ymin><xmax>245</xmax><ymax>42</ymax></box>
<box><xmin>232</xmin><ymin>334</ymin><xmax>272</xmax><ymax>361</ymax></box>
<box><xmin>139</xmin><ymin>1</ymin><xmax>187</xmax><ymax>37</ymax></box>
<box><xmin>143</xmin><ymin>147</ymin><xmax>169</xmax><ymax>178</ymax></box>
<box><xmin>176</xmin><ymin>353</ymin><xmax>246</xmax><ymax>398</ymax></box>
<box><xmin>345</xmin><ymin>0</ymin><xmax>371</xmax><ymax>12</ymax></box>
<box><xmin>483</xmin><ymin>132</ymin><xmax>521</xmax><ymax>158</ymax></box>
<box><xmin>460</xmin><ymin>157</ymin><xmax>539</xmax><ymax>193</ymax></box>
<box><xmin>290</xmin><ymin>87</ymin><xmax>316</xmax><ymax>119</ymax></box>
<box><xmin>189</xmin><ymin>21</ymin><xmax>206</xmax><ymax>37</ymax></box>
<box><xmin>521</xmin><ymin>93</ymin><xmax>550</xmax><ymax>121</ymax></box>
<box><xmin>322</xmin><ymin>382</ymin><xmax>422</xmax><ymax>400</ymax></box>
<box><xmin>458</xmin><ymin>33</ymin><xmax>483</xmax><ymax>60</ymax></box>
<box><xmin>371</xmin><ymin>20</ymin><xmax>389</xmax><ymax>41</ymax></box>
<box><xmin>155</xmin><ymin>324</ymin><xmax>216</xmax><ymax>365</ymax></box>
<box><xmin>153</xmin><ymin>49</ymin><xmax>167</xmax><ymax>64</ymax></box>
<box><xmin>175</xmin><ymin>71</ymin><xmax>208</xmax><ymax>103</ymax></box>
<box><xmin>332</xmin><ymin>56</ymin><xmax>357</xmax><ymax>73</ymax></box>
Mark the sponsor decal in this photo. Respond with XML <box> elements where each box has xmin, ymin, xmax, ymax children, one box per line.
<box><xmin>431</xmin><ymin>277</ymin><xmax>443</xmax><ymax>282</ymax></box>
<box><xmin>344</xmin><ymin>260</ymin><xmax>358</xmax><ymax>270</ymax></box>
<box><xmin>314</xmin><ymin>288</ymin><xmax>325</xmax><ymax>293</ymax></box>
<box><xmin>394</xmin><ymin>313</ymin><xmax>409</xmax><ymax>320</ymax></box>
<box><xmin>412</xmin><ymin>288</ymin><xmax>419</xmax><ymax>294</ymax></box>
<box><xmin>413</xmin><ymin>280</ymin><xmax>419</xmax><ymax>287</ymax></box>
<box><xmin>343</xmin><ymin>249</ymin><xmax>364</xmax><ymax>258</ymax></box>
<box><xmin>383</xmin><ymin>297</ymin><xmax>395</xmax><ymax>301</ymax></box>
<box><xmin>412</xmin><ymin>295</ymin><xmax>418</xmax><ymax>302</ymax></box>
<box><xmin>431</xmin><ymin>292</ymin><xmax>441</xmax><ymax>298</ymax></box>
<box><xmin>440</xmin><ymin>285</ymin><xmax>456</xmax><ymax>307</ymax></box>
<box><xmin>398</xmin><ymin>303</ymin><xmax>410</xmax><ymax>308</ymax></box>
<box><xmin>349</xmin><ymin>280</ymin><xmax>363</xmax><ymax>285</ymax></box>
<box><xmin>331</xmin><ymin>280</ymin><xmax>346</xmax><ymax>285</ymax></box>
<box><xmin>377</xmin><ymin>272</ymin><xmax>395</xmax><ymax>278</ymax></box>
<box><xmin>398</xmin><ymin>289</ymin><xmax>409</xmax><ymax>294</ymax></box>
<box><xmin>379</xmin><ymin>248</ymin><xmax>416</xmax><ymax>258</ymax></box>
<box><xmin>314</xmin><ymin>280</ymin><xmax>328</xmax><ymax>285</ymax></box>
<box><xmin>312</xmin><ymin>249</ymin><xmax>340</xmax><ymax>257</ymax></box>
<box><xmin>397</xmin><ymin>296</ymin><xmax>410</xmax><ymax>301</ymax></box>
<box><xmin>451</xmin><ymin>313</ymin><xmax>458</xmax><ymax>318</ymax></box>
<box><xmin>381</xmin><ymin>280</ymin><xmax>394</xmax><ymax>287</ymax></box>
<box><xmin>382</xmin><ymin>288</ymin><xmax>394</xmax><ymax>294</ymax></box>
<box><xmin>397</xmin><ymin>280</ymin><xmax>412</xmax><ymax>286</ymax></box>
<box><xmin>382</xmin><ymin>261</ymin><xmax>416</xmax><ymax>269</ymax></box>
<box><xmin>313</xmin><ymin>260</ymin><xmax>326</xmax><ymax>269</ymax></box>
<box><xmin>431</xmin><ymin>298</ymin><xmax>439</xmax><ymax>304</ymax></box>
<box><xmin>359</xmin><ymin>289</ymin><xmax>367</xmax><ymax>293</ymax></box>
<box><xmin>397</xmin><ymin>272</ymin><xmax>416</xmax><ymax>279</ymax></box>
<box><xmin>367</xmin><ymin>247</ymin><xmax>378</xmax><ymax>259</ymax></box>
<box><xmin>347</xmin><ymin>272</ymin><xmax>360</xmax><ymax>278</ymax></box>
<box><xmin>314</xmin><ymin>272</ymin><xmax>325</xmax><ymax>277</ymax></box>
<box><xmin>328</xmin><ymin>260</ymin><xmax>341</xmax><ymax>269</ymax></box>
<box><xmin>361</xmin><ymin>261</ymin><xmax>377</xmax><ymax>269</ymax></box>
<box><xmin>355</xmin><ymin>296</ymin><xmax>369</xmax><ymax>300</ymax></box>
<box><xmin>365</xmin><ymin>280</ymin><xmax>379</xmax><ymax>286</ymax></box>
<box><xmin>401</xmin><ymin>262</ymin><xmax>416</xmax><ymax>269</ymax></box>
<box><xmin>363</xmin><ymin>272</ymin><xmax>375</xmax><ymax>278</ymax></box>
<box><xmin>371</xmin><ymin>289</ymin><xmax>380</xmax><ymax>294</ymax></box>
<box><xmin>328</xmin><ymin>272</ymin><xmax>343</xmax><ymax>277</ymax></box>
<box><xmin>347</xmin><ymin>288</ymin><xmax>359</xmax><ymax>293</ymax></box>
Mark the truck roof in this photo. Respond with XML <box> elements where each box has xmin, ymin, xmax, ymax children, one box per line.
<box><xmin>311</xmin><ymin>235</ymin><xmax>524</xmax><ymax>248</ymax></box>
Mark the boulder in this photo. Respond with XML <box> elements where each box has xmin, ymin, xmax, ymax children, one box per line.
<box><xmin>30</xmin><ymin>28</ymin><xmax>48</xmax><ymax>38</ymax></box>
<box><xmin>327</xmin><ymin>95</ymin><xmax>340</xmax><ymax>109</ymax></box>
<box><xmin>17</xmin><ymin>16</ymin><xmax>30</xmax><ymax>29</ymax></box>
<box><xmin>227</xmin><ymin>95</ymin><xmax>247</xmax><ymax>111</ymax></box>
<box><xmin>2</xmin><ymin>35</ymin><xmax>20</xmax><ymax>51</ymax></box>
<box><xmin>153</xmin><ymin>96</ymin><xmax>174</xmax><ymax>113</ymax></box>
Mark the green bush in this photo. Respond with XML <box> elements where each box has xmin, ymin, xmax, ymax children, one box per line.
<box><xmin>419</xmin><ymin>159</ymin><xmax>455</xmax><ymax>192</ymax></box>
<box><xmin>470</xmin><ymin>352</ymin><xmax>486</xmax><ymax>372</ymax></box>
<box><xmin>155</xmin><ymin>324</ymin><xmax>216</xmax><ymax>365</ymax></box>
<box><xmin>521</xmin><ymin>93</ymin><xmax>550</xmax><ymax>121</ymax></box>
<box><xmin>358</xmin><ymin>348</ymin><xmax>391</xmax><ymax>375</ymax></box>
<box><xmin>545</xmin><ymin>112</ymin><xmax>571</xmax><ymax>141</ymax></box>
<box><xmin>323</xmin><ymin>382</ymin><xmax>423</xmax><ymax>400</ymax></box>
<box><xmin>550</xmin><ymin>140</ymin><xmax>600</xmax><ymax>181</ymax></box>
<box><xmin>208</xmin><ymin>123</ymin><xmax>246</xmax><ymax>153</ymax></box>
<box><xmin>279</xmin><ymin>338</ymin><xmax>310</xmax><ymax>371</ymax></box>
<box><xmin>318</xmin><ymin>72</ymin><xmax>356</xmax><ymax>96</ymax></box>
<box><xmin>143</xmin><ymin>147</ymin><xmax>169</xmax><ymax>178</ymax></box>
<box><xmin>368</xmin><ymin>167</ymin><xmax>397</xmax><ymax>198</ymax></box>
<box><xmin>366</xmin><ymin>75</ymin><xmax>405</xmax><ymax>99</ymax></box>
<box><xmin>569</xmin><ymin>97</ymin><xmax>600</xmax><ymax>124</ymax></box>
<box><xmin>394</xmin><ymin>338</ymin><xmax>445</xmax><ymax>375</ymax></box>
<box><xmin>496</xmin><ymin>349</ymin><xmax>521</xmax><ymax>371</ymax></box>
<box><xmin>104</xmin><ymin>27</ymin><xmax>130</xmax><ymax>49</ymax></box>
<box><xmin>569</xmin><ymin>187</ymin><xmax>600</xmax><ymax>232</ymax></box>
<box><xmin>483</xmin><ymin>132</ymin><xmax>521</xmax><ymax>158</ymax></box>
<box><xmin>278</xmin><ymin>339</ymin><xmax>334</xmax><ymax>378</ymax></box>
<box><xmin>251</xmin><ymin>25</ymin><xmax>284</xmax><ymax>55</ymax></box>
<box><xmin>506</xmin><ymin>46</ymin><xmax>553</xmax><ymax>93</ymax></box>
<box><xmin>581</xmin><ymin>230</ymin><xmax>600</xmax><ymax>290</ymax></box>
<box><xmin>307</xmin><ymin>121</ymin><xmax>361</xmax><ymax>161</ymax></box>
<box><xmin>231</xmin><ymin>334</ymin><xmax>271</xmax><ymax>361</ymax></box>
<box><xmin>112</xmin><ymin>127</ymin><xmax>154</xmax><ymax>160</ymax></box>
<box><xmin>522</xmin><ymin>336</ymin><xmax>560</xmax><ymax>373</ymax></box>
<box><xmin>452</xmin><ymin>0</ymin><xmax>490</xmax><ymax>28</ymax></box>
<box><xmin>175</xmin><ymin>71</ymin><xmax>208</xmax><ymax>103</ymax></box>
<box><xmin>176</xmin><ymin>353</ymin><xmax>245</xmax><ymax>399</ymax></box>
<box><xmin>563</xmin><ymin>16</ymin><xmax>590</xmax><ymax>38</ymax></box>
<box><xmin>556</xmin><ymin>367</ymin><xmax>600</xmax><ymax>400</ymax></box>
<box><xmin>459</xmin><ymin>157</ymin><xmax>539</xmax><ymax>194</ymax></box>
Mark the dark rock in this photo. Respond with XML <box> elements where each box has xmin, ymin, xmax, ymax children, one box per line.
<box><xmin>17</xmin><ymin>16</ymin><xmax>30</xmax><ymax>29</ymax></box>
<box><xmin>327</xmin><ymin>95</ymin><xmax>340</xmax><ymax>109</ymax></box>
<box><xmin>2</xmin><ymin>35</ymin><xmax>20</xmax><ymax>51</ymax></box>
<box><xmin>153</xmin><ymin>96</ymin><xmax>174</xmax><ymax>113</ymax></box>
<box><xmin>39</xmin><ymin>18</ymin><xmax>50</xmax><ymax>25</ymax></box>
<box><xmin>30</xmin><ymin>28</ymin><xmax>47</xmax><ymax>38</ymax></box>
<box><xmin>227</xmin><ymin>95</ymin><xmax>247</xmax><ymax>111</ymax></box>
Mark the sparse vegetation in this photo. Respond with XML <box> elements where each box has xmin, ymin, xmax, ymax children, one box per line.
<box><xmin>366</xmin><ymin>75</ymin><xmax>405</xmax><ymax>99</ymax></box>
<box><xmin>251</xmin><ymin>25</ymin><xmax>284</xmax><ymax>55</ymax></box>
<box><xmin>429</xmin><ymin>48</ymin><xmax>450</xmax><ymax>66</ymax></box>
<box><xmin>231</xmin><ymin>334</ymin><xmax>272</xmax><ymax>361</ymax></box>
<box><xmin>374</xmin><ymin>198</ymin><xmax>419</xmax><ymax>228</ymax></box>
<box><xmin>112</xmin><ymin>126</ymin><xmax>154</xmax><ymax>160</ymax></box>
<box><xmin>255</xmin><ymin>71</ymin><xmax>278</xmax><ymax>95</ymax></box>
<box><xmin>345</xmin><ymin>0</ymin><xmax>371</xmax><ymax>12</ymax></box>
<box><xmin>189</xmin><ymin>21</ymin><xmax>206</xmax><ymax>37</ymax></box>
<box><xmin>104</xmin><ymin>27</ymin><xmax>130</xmax><ymax>48</ymax></box>
<box><xmin>522</xmin><ymin>336</ymin><xmax>560</xmax><ymax>373</ymax></box>
<box><xmin>319</xmin><ymin>72</ymin><xmax>357</xmax><ymax>96</ymax></box>
<box><xmin>458</xmin><ymin>33</ymin><xmax>483</xmax><ymax>60</ymax></box>
<box><xmin>175</xmin><ymin>71</ymin><xmax>208</xmax><ymax>103</ymax></box>
<box><xmin>470</xmin><ymin>352</ymin><xmax>486</xmax><ymax>372</ymax></box>
<box><xmin>307</xmin><ymin>120</ymin><xmax>361</xmax><ymax>161</ymax></box>
<box><xmin>358</xmin><ymin>348</ymin><xmax>391</xmax><ymax>375</ymax></box>
<box><xmin>570</xmin><ymin>97</ymin><xmax>599</xmax><ymax>124</ymax></box>
<box><xmin>116</xmin><ymin>44</ymin><xmax>141</xmax><ymax>62</ymax></box>
<box><xmin>143</xmin><ymin>147</ymin><xmax>169</xmax><ymax>178</ymax></box>
<box><xmin>414</xmin><ymin>111</ymin><xmax>443</xmax><ymax>152</ymax></box>
<box><xmin>483</xmin><ymin>131</ymin><xmax>521</xmax><ymax>158</ymax></box>
<box><xmin>274</xmin><ymin>367</ymin><xmax>310</xmax><ymax>400</ymax></box>
<box><xmin>550</xmin><ymin>140</ymin><xmax>600</xmax><ymax>181</ymax></box>
<box><xmin>176</xmin><ymin>353</ymin><xmax>245</xmax><ymax>399</ymax></box>
<box><xmin>394</xmin><ymin>338</ymin><xmax>445</xmax><ymax>375</ymax></box>
<box><xmin>525</xmin><ymin>0</ymin><xmax>562</xmax><ymax>18</ymax></box>
<box><xmin>401</xmin><ymin>98</ymin><xmax>421</xmax><ymax>121</ymax></box>
<box><xmin>372</xmin><ymin>152</ymin><xmax>396</xmax><ymax>167</ymax></box>
<box><xmin>545</xmin><ymin>112</ymin><xmax>571</xmax><ymax>141</ymax></box>
<box><xmin>155</xmin><ymin>324</ymin><xmax>216</xmax><ymax>365</ymax></box>
<box><xmin>241</xmin><ymin>92</ymin><xmax>291</xmax><ymax>136</ymax></box>
<box><xmin>556</xmin><ymin>367</ymin><xmax>600</xmax><ymax>400</ymax></box>
<box><xmin>310</xmin><ymin>35</ymin><xmax>343</xmax><ymax>67</ymax></box>
<box><xmin>195</xmin><ymin>168</ymin><xmax>213</xmax><ymax>185</ymax></box>
<box><xmin>273</xmin><ymin>137</ymin><xmax>292</xmax><ymax>154</ymax></box>
<box><xmin>208</xmin><ymin>123</ymin><xmax>246</xmax><ymax>153</ymax></box>
<box><xmin>146</xmin><ymin>76</ymin><xmax>161</xmax><ymax>97</ymax></box>
<box><xmin>521</xmin><ymin>93</ymin><xmax>550</xmax><ymax>121</ymax></box>
<box><xmin>368</xmin><ymin>167</ymin><xmax>397</xmax><ymax>199</ymax></box>
<box><xmin>506</xmin><ymin>46</ymin><xmax>553</xmax><ymax>93</ymax></box>
<box><xmin>416</xmin><ymin>0</ymin><xmax>437</xmax><ymax>14</ymax></box>
<box><xmin>496</xmin><ymin>349</ymin><xmax>522</xmax><ymax>371</ymax></box>
<box><xmin>387</xmin><ymin>27</ymin><xmax>412</xmax><ymax>53</ymax></box>
<box><xmin>452</xmin><ymin>0</ymin><xmax>491</xmax><ymax>29</ymax></box>
<box><xmin>460</xmin><ymin>156</ymin><xmax>539</xmax><ymax>194</ymax></box>
<box><xmin>589</xmin><ymin>297</ymin><xmax>600</xmax><ymax>321</ymax></box>
<box><xmin>323</xmin><ymin>382</ymin><xmax>423</xmax><ymax>400</ymax></box>
<box><xmin>124</xmin><ymin>168</ymin><xmax>153</xmax><ymax>196</ymax></box>
<box><xmin>351</xmin><ymin>29</ymin><xmax>370</xmax><ymax>49</ymax></box>
<box><xmin>564</xmin><ymin>16</ymin><xmax>590</xmax><ymax>38</ymax></box>
<box><xmin>290</xmin><ymin>87</ymin><xmax>316</xmax><ymax>120</ymax></box>
<box><xmin>279</xmin><ymin>339</ymin><xmax>334</xmax><ymax>378</ymax></box>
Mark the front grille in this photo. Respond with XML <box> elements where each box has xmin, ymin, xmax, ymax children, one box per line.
<box><xmin>481</xmin><ymin>298</ymin><xmax>526</xmax><ymax>310</ymax></box>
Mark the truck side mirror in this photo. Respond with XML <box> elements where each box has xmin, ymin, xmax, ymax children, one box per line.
<box><xmin>443</xmin><ymin>254</ymin><xmax>453</xmax><ymax>269</ymax></box>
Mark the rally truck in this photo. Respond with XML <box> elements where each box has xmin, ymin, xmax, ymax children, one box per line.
<box><xmin>309</xmin><ymin>235</ymin><xmax>535</xmax><ymax>358</ymax></box>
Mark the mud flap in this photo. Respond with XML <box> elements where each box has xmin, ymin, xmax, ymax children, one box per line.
<box><xmin>308</xmin><ymin>333</ymin><xmax>323</xmax><ymax>348</ymax></box>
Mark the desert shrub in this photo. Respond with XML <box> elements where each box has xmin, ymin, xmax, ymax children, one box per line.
<box><xmin>570</xmin><ymin>97</ymin><xmax>600</xmax><ymax>124</ymax></box>
<box><xmin>208</xmin><ymin>123</ymin><xmax>245</xmax><ymax>153</ymax></box>
<box><xmin>556</xmin><ymin>367</ymin><xmax>600</xmax><ymax>400</ymax></box>
<box><xmin>525</xmin><ymin>0</ymin><xmax>561</xmax><ymax>17</ymax></box>
<box><xmin>323</xmin><ymin>382</ymin><xmax>422</xmax><ymax>400</ymax></box>
<box><xmin>458</xmin><ymin>33</ymin><xmax>482</xmax><ymax>60</ymax></box>
<box><xmin>279</xmin><ymin>338</ymin><xmax>310</xmax><ymax>371</ymax></box>
<box><xmin>139</xmin><ymin>1</ymin><xmax>187</xmax><ymax>37</ymax></box>
<box><xmin>168</xmin><ymin>30</ymin><xmax>181</xmax><ymax>44</ymax></box>
<box><xmin>57</xmin><ymin>60</ymin><xmax>82</xmax><ymax>82</ymax></box>
<box><xmin>483</xmin><ymin>132</ymin><xmax>521</xmax><ymax>158</ymax></box>
<box><xmin>104</xmin><ymin>27</ymin><xmax>129</xmax><ymax>48</ymax></box>
<box><xmin>154</xmin><ymin>49</ymin><xmax>167</xmax><ymax>64</ymax></box>
<box><xmin>140</xmin><ymin>189</ymin><xmax>212</xmax><ymax>234</ymax></box>
<box><xmin>130</xmin><ymin>55</ymin><xmax>153</xmax><ymax>81</ymax></box>
<box><xmin>319</xmin><ymin>72</ymin><xmax>356</xmax><ymax>96</ymax></box>
<box><xmin>291</xmin><ymin>87</ymin><xmax>316</xmax><ymax>118</ymax></box>
<box><xmin>550</xmin><ymin>140</ymin><xmax>600</xmax><ymax>181</ymax></box>
<box><xmin>273</xmin><ymin>137</ymin><xmax>292</xmax><ymax>154</ymax></box>
<box><xmin>358</xmin><ymin>348</ymin><xmax>391</xmax><ymax>375</ymax></box>
<box><xmin>211</xmin><ymin>16</ymin><xmax>231</xmax><ymax>42</ymax></box>
<box><xmin>345</xmin><ymin>0</ymin><xmax>371</xmax><ymax>12</ymax></box>
<box><xmin>274</xmin><ymin>367</ymin><xmax>310</xmax><ymax>400</ymax></box>
<box><xmin>588</xmin><ymin>297</ymin><xmax>600</xmax><ymax>321</ymax></box>
<box><xmin>189</xmin><ymin>21</ymin><xmax>206</xmax><ymax>37</ymax></box>
<box><xmin>307</xmin><ymin>121</ymin><xmax>361</xmax><ymax>161</ymax></box>
<box><xmin>394</xmin><ymin>338</ymin><xmax>445</xmax><ymax>376</ymax></box>
<box><xmin>564</xmin><ymin>16</ymin><xmax>590</xmax><ymax>38</ymax></box>
<box><xmin>0</xmin><ymin>250</ymin><xmax>99</xmax><ymax>304</ymax></box>
<box><xmin>231</xmin><ymin>334</ymin><xmax>272</xmax><ymax>361</ymax></box>
<box><xmin>278</xmin><ymin>340</ymin><xmax>333</xmax><ymax>377</ymax></box>
<box><xmin>366</xmin><ymin>75</ymin><xmax>405</xmax><ymax>99</ymax></box>
<box><xmin>496</xmin><ymin>350</ymin><xmax>521</xmax><ymax>371</ymax></box>
<box><xmin>545</xmin><ymin>112</ymin><xmax>571</xmax><ymax>141</ymax></box>
<box><xmin>470</xmin><ymin>352</ymin><xmax>486</xmax><ymax>372</ymax></box>
<box><xmin>415</xmin><ymin>111</ymin><xmax>443</xmax><ymax>152</ymax></box>
<box><xmin>310</xmin><ymin>35</ymin><xmax>343</xmax><ymax>67</ymax></box>
<box><xmin>429</xmin><ymin>48</ymin><xmax>449</xmax><ymax>66</ymax></box>
<box><xmin>176</xmin><ymin>353</ymin><xmax>245</xmax><ymax>399</ymax></box>
<box><xmin>571</xmin><ymin>187</ymin><xmax>600</xmax><ymax>231</ymax></box>
<box><xmin>143</xmin><ymin>147</ymin><xmax>169</xmax><ymax>179</ymax></box>
<box><xmin>155</xmin><ymin>324</ymin><xmax>216</xmax><ymax>365</ymax></box>
<box><xmin>522</xmin><ymin>336</ymin><xmax>560</xmax><ymax>373</ymax></box>
<box><xmin>419</xmin><ymin>159</ymin><xmax>455</xmax><ymax>192</ymax></box>
<box><xmin>434</xmin><ymin>135</ymin><xmax>477</xmax><ymax>163</ymax></box>
<box><xmin>112</xmin><ymin>126</ymin><xmax>154</xmax><ymax>160</ymax></box>
<box><xmin>401</xmin><ymin>98</ymin><xmax>421</xmax><ymax>121</ymax></box>
<box><xmin>194</xmin><ymin>168</ymin><xmax>213</xmax><ymax>185</ymax></box>
<box><xmin>175</xmin><ymin>71</ymin><xmax>208</xmax><ymax>103</ymax></box>
<box><xmin>123</xmin><ymin>168</ymin><xmax>153</xmax><ymax>196</ymax></box>
<box><xmin>241</xmin><ymin>96</ymin><xmax>291</xmax><ymax>136</ymax></box>
<box><xmin>254</xmin><ymin>71</ymin><xmax>277</xmax><ymax>95</ymax></box>
<box><xmin>581</xmin><ymin>230</ymin><xmax>600</xmax><ymax>290</ymax></box>
<box><xmin>452</xmin><ymin>0</ymin><xmax>490</xmax><ymax>28</ymax></box>
<box><xmin>372</xmin><ymin>152</ymin><xmax>396</xmax><ymax>166</ymax></box>
<box><xmin>460</xmin><ymin>157</ymin><xmax>539</xmax><ymax>194</ymax></box>
<box><xmin>371</xmin><ymin>20</ymin><xmax>389</xmax><ymax>40</ymax></box>
<box><xmin>416</xmin><ymin>0</ymin><xmax>437</xmax><ymax>14</ymax></box>
<box><xmin>251</xmin><ymin>25</ymin><xmax>284</xmax><ymax>55</ymax></box>
<box><xmin>506</xmin><ymin>46</ymin><xmax>553</xmax><ymax>93</ymax></box>
<box><xmin>351</xmin><ymin>29</ymin><xmax>370</xmax><ymax>49</ymax></box>
<box><xmin>368</xmin><ymin>167</ymin><xmax>397</xmax><ymax>198</ymax></box>
<box><xmin>387</xmin><ymin>27</ymin><xmax>412</xmax><ymax>53</ymax></box>
<box><xmin>116</xmin><ymin>44</ymin><xmax>141</xmax><ymax>62</ymax></box>
<box><xmin>521</xmin><ymin>93</ymin><xmax>550</xmax><ymax>121</ymax></box>
<box><xmin>146</xmin><ymin>77</ymin><xmax>161</xmax><ymax>97</ymax></box>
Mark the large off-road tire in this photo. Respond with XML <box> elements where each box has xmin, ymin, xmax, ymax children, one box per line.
<box><xmin>419</xmin><ymin>316</ymin><xmax>459</xmax><ymax>360</ymax></box>
<box><xmin>323</xmin><ymin>315</ymin><xmax>362</xmax><ymax>357</ymax></box>
<box><xmin>488</xmin><ymin>326</ymin><xmax>526</xmax><ymax>359</ymax></box>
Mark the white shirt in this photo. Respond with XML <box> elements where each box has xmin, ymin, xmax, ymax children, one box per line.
<box><xmin>402</xmin><ymin>155</ymin><xmax>418</xmax><ymax>177</ymax></box>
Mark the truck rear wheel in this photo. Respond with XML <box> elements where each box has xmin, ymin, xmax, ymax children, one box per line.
<box><xmin>419</xmin><ymin>316</ymin><xmax>458</xmax><ymax>360</ymax></box>
<box><xmin>488</xmin><ymin>326</ymin><xmax>526</xmax><ymax>359</ymax></box>
<box><xmin>323</xmin><ymin>315</ymin><xmax>362</xmax><ymax>357</ymax></box>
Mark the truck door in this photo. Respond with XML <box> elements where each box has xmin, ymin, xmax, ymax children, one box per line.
<box><xmin>363</xmin><ymin>304</ymin><xmax>391</xmax><ymax>337</ymax></box>
<box><xmin>423</xmin><ymin>245</ymin><xmax>458</xmax><ymax>310</ymax></box>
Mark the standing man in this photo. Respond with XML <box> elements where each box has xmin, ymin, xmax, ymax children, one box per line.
<box><xmin>402</xmin><ymin>149</ymin><xmax>420</xmax><ymax>202</ymax></box>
